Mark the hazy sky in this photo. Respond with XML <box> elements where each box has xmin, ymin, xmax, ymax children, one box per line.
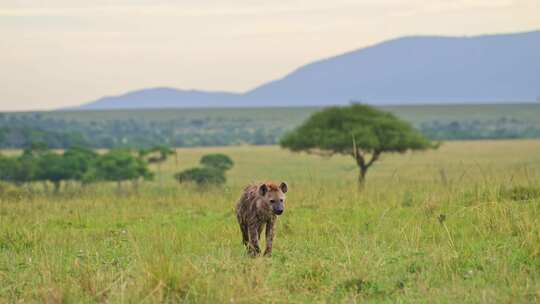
<box><xmin>1</xmin><ymin>0</ymin><xmax>539</xmax><ymax>111</ymax></box>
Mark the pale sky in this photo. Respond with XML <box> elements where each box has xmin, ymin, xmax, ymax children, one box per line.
<box><xmin>1</xmin><ymin>0</ymin><xmax>539</xmax><ymax>111</ymax></box>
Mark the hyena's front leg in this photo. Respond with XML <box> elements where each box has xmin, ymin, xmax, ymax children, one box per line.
<box><xmin>248</xmin><ymin>223</ymin><xmax>261</xmax><ymax>256</ymax></box>
<box><xmin>258</xmin><ymin>224</ymin><xmax>264</xmax><ymax>241</ymax></box>
<box><xmin>240</xmin><ymin>223</ymin><xmax>249</xmax><ymax>246</ymax></box>
<box><xmin>263</xmin><ymin>220</ymin><xmax>275</xmax><ymax>257</ymax></box>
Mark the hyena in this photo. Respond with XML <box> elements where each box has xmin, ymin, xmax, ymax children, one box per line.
<box><xmin>235</xmin><ymin>181</ymin><xmax>288</xmax><ymax>257</ymax></box>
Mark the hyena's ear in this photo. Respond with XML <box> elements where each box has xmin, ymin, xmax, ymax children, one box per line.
<box><xmin>259</xmin><ymin>184</ymin><xmax>268</xmax><ymax>196</ymax></box>
<box><xmin>279</xmin><ymin>182</ymin><xmax>288</xmax><ymax>193</ymax></box>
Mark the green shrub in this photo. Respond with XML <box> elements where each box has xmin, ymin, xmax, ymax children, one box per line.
<box><xmin>200</xmin><ymin>154</ymin><xmax>234</xmax><ymax>171</ymax></box>
<box><xmin>175</xmin><ymin>153</ymin><xmax>233</xmax><ymax>186</ymax></box>
<box><xmin>175</xmin><ymin>167</ymin><xmax>225</xmax><ymax>186</ymax></box>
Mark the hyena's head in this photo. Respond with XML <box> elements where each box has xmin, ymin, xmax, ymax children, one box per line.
<box><xmin>259</xmin><ymin>182</ymin><xmax>288</xmax><ymax>215</ymax></box>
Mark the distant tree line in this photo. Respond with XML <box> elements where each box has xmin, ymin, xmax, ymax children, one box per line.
<box><xmin>0</xmin><ymin>127</ymin><xmax>87</xmax><ymax>149</ymax></box>
<box><xmin>420</xmin><ymin>117</ymin><xmax>540</xmax><ymax>140</ymax></box>
<box><xmin>0</xmin><ymin>112</ymin><xmax>540</xmax><ymax>150</ymax></box>
<box><xmin>0</xmin><ymin>113</ymin><xmax>282</xmax><ymax>149</ymax></box>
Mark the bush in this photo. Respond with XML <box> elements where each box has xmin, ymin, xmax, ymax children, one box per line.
<box><xmin>175</xmin><ymin>167</ymin><xmax>225</xmax><ymax>186</ymax></box>
<box><xmin>175</xmin><ymin>153</ymin><xmax>234</xmax><ymax>187</ymax></box>
<box><xmin>200</xmin><ymin>154</ymin><xmax>234</xmax><ymax>171</ymax></box>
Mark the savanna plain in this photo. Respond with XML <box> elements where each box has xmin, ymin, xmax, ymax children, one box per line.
<box><xmin>1</xmin><ymin>140</ymin><xmax>540</xmax><ymax>303</ymax></box>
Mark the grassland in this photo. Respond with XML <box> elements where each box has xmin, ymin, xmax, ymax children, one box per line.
<box><xmin>1</xmin><ymin>140</ymin><xmax>540</xmax><ymax>303</ymax></box>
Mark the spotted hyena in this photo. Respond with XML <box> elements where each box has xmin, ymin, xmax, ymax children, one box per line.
<box><xmin>235</xmin><ymin>181</ymin><xmax>288</xmax><ymax>257</ymax></box>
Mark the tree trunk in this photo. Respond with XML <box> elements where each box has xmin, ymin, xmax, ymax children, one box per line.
<box><xmin>53</xmin><ymin>181</ymin><xmax>61</xmax><ymax>193</ymax></box>
<box><xmin>158</xmin><ymin>162</ymin><xmax>162</xmax><ymax>187</ymax></box>
<box><xmin>352</xmin><ymin>148</ymin><xmax>380</xmax><ymax>189</ymax></box>
<box><xmin>132</xmin><ymin>179</ymin><xmax>139</xmax><ymax>193</ymax></box>
<box><xmin>351</xmin><ymin>135</ymin><xmax>383</xmax><ymax>189</ymax></box>
<box><xmin>116</xmin><ymin>181</ymin><xmax>122</xmax><ymax>194</ymax></box>
<box><xmin>358</xmin><ymin>165</ymin><xmax>368</xmax><ymax>188</ymax></box>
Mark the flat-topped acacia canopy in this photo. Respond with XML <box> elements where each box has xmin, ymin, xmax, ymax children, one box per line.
<box><xmin>280</xmin><ymin>104</ymin><xmax>436</xmax><ymax>185</ymax></box>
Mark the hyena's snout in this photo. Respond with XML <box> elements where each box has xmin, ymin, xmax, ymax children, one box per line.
<box><xmin>273</xmin><ymin>202</ymin><xmax>284</xmax><ymax>215</ymax></box>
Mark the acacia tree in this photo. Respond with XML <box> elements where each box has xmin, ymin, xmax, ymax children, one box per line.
<box><xmin>63</xmin><ymin>146</ymin><xmax>99</xmax><ymax>185</ymax></box>
<box><xmin>280</xmin><ymin>104</ymin><xmax>435</xmax><ymax>186</ymax></box>
<box><xmin>35</xmin><ymin>152</ymin><xmax>70</xmax><ymax>192</ymax></box>
<box><xmin>0</xmin><ymin>155</ymin><xmax>14</xmax><ymax>182</ymax></box>
<box><xmin>0</xmin><ymin>145</ymin><xmax>44</xmax><ymax>188</ymax></box>
<box><xmin>95</xmin><ymin>150</ymin><xmax>153</xmax><ymax>190</ymax></box>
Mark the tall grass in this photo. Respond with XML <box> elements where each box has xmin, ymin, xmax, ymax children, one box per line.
<box><xmin>1</xmin><ymin>140</ymin><xmax>540</xmax><ymax>302</ymax></box>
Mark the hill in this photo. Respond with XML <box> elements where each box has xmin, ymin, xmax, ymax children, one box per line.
<box><xmin>77</xmin><ymin>30</ymin><xmax>540</xmax><ymax>109</ymax></box>
<box><xmin>78</xmin><ymin>88</ymin><xmax>243</xmax><ymax>110</ymax></box>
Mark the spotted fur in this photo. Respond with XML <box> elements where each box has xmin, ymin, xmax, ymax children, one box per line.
<box><xmin>235</xmin><ymin>181</ymin><xmax>288</xmax><ymax>256</ymax></box>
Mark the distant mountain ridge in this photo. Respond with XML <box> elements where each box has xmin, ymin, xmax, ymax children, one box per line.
<box><xmin>77</xmin><ymin>30</ymin><xmax>540</xmax><ymax>110</ymax></box>
<box><xmin>81</xmin><ymin>88</ymin><xmax>242</xmax><ymax>109</ymax></box>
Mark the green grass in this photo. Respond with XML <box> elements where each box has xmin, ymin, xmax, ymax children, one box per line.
<box><xmin>1</xmin><ymin>140</ymin><xmax>540</xmax><ymax>302</ymax></box>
